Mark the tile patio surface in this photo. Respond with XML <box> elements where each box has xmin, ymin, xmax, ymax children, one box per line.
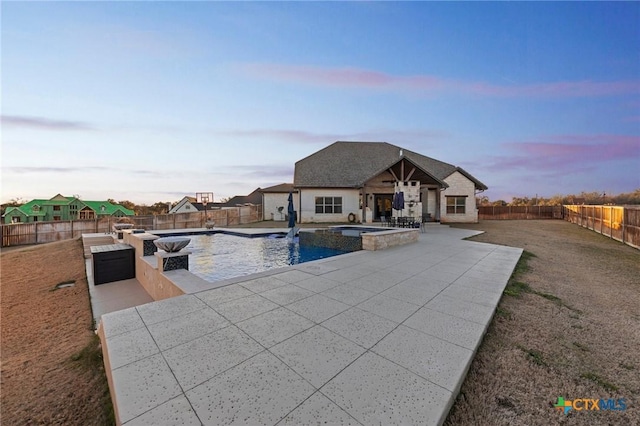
<box><xmin>98</xmin><ymin>225</ymin><xmax>522</xmax><ymax>425</ymax></box>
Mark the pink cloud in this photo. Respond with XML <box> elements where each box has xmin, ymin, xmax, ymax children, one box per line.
<box><xmin>484</xmin><ymin>134</ymin><xmax>639</xmax><ymax>173</ymax></box>
<box><xmin>1</xmin><ymin>115</ymin><xmax>94</xmax><ymax>131</ymax></box>
<box><xmin>240</xmin><ymin>63</ymin><xmax>640</xmax><ymax>98</ymax></box>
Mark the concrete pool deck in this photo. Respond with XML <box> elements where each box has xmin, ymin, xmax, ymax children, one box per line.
<box><xmin>97</xmin><ymin>225</ymin><xmax>522</xmax><ymax>425</ymax></box>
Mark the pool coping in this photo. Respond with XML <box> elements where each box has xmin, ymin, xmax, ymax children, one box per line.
<box><xmin>96</xmin><ymin>225</ymin><xmax>523</xmax><ymax>425</ymax></box>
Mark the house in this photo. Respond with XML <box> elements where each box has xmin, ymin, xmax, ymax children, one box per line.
<box><xmin>168</xmin><ymin>189</ymin><xmax>264</xmax><ymax>214</ymax></box>
<box><xmin>2</xmin><ymin>194</ymin><xmax>135</xmax><ymax>224</ymax></box>
<box><xmin>294</xmin><ymin>141</ymin><xmax>487</xmax><ymax>223</ymax></box>
<box><xmin>220</xmin><ymin>188</ymin><xmax>263</xmax><ymax>207</ymax></box>
<box><xmin>260</xmin><ymin>183</ymin><xmax>298</xmax><ymax>221</ymax></box>
<box><xmin>168</xmin><ymin>196</ymin><xmax>205</xmax><ymax>214</ymax></box>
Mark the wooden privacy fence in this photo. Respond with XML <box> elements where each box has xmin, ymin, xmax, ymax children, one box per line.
<box><xmin>478</xmin><ymin>205</ymin><xmax>563</xmax><ymax>220</ymax></box>
<box><xmin>1</xmin><ymin>205</ymin><xmax>263</xmax><ymax>247</ymax></box>
<box><xmin>563</xmin><ymin>205</ymin><xmax>640</xmax><ymax>250</ymax></box>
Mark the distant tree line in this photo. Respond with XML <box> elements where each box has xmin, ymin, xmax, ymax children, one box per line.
<box><xmin>105</xmin><ymin>199</ymin><xmax>176</xmax><ymax>216</ymax></box>
<box><xmin>112</xmin><ymin>196</ymin><xmax>231</xmax><ymax>215</ymax></box>
<box><xmin>3</xmin><ymin>190</ymin><xmax>639</xmax><ymax>217</ymax></box>
<box><xmin>476</xmin><ymin>189</ymin><xmax>640</xmax><ymax>207</ymax></box>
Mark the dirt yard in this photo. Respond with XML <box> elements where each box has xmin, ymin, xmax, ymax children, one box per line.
<box><xmin>1</xmin><ymin>238</ymin><xmax>113</xmax><ymax>425</ymax></box>
<box><xmin>0</xmin><ymin>220</ymin><xmax>637</xmax><ymax>425</ymax></box>
<box><xmin>446</xmin><ymin>220</ymin><xmax>639</xmax><ymax>425</ymax></box>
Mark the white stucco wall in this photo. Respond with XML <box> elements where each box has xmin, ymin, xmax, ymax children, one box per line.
<box><xmin>263</xmin><ymin>193</ymin><xmax>298</xmax><ymax>221</ymax></box>
<box><xmin>440</xmin><ymin>171</ymin><xmax>478</xmax><ymax>223</ymax></box>
<box><xmin>298</xmin><ymin>188</ymin><xmax>361</xmax><ymax>223</ymax></box>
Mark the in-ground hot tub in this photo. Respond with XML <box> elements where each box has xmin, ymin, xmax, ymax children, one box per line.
<box><xmin>299</xmin><ymin>225</ymin><xmax>417</xmax><ymax>252</ymax></box>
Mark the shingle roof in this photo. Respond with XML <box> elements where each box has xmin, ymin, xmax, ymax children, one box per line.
<box><xmin>294</xmin><ymin>141</ymin><xmax>487</xmax><ymax>190</ymax></box>
<box><xmin>82</xmin><ymin>201</ymin><xmax>135</xmax><ymax>216</ymax></box>
<box><xmin>259</xmin><ymin>183</ymin><xmax>296</xmax><ymax>193</ymax></box>
<box><xmin>218</xmin><ymin>188</ymin><xmax>263</xmax><ymax>207</ymax></box>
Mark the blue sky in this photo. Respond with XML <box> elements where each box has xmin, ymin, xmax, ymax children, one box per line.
<box><xmin>2</xmin><ymin>2</ymin><xmax>639</xmax><ymax>205</ymax></box>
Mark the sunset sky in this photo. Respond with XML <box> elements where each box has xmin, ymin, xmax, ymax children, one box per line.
<box><xmin>2</xmin><ymin>2</ymin><xmax>639</xmax><ymax>205</ymax></box>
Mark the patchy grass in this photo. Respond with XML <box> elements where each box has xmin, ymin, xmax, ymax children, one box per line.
<box><xmin>69</xmin><ymin>334</ymin><xmax>103</xmax><ymax>370</ymax></box>
<box><xmin>513</xmin><ymin>250</ymin><xmax>536</xmax><ymax>275</ymax></box>
<box><xmin>581</xmin><ymin>372</ymin><xmax>619</xmax><ymax>392</ymax></box>
<box><xmin>495</xmin><ymin>307</ymin><xmax>512</xmax><ymax>320</ymax></box>
<box><xmin>503</xmin><ymin>250</ymin><xmax>535</xmax><ymax>298</ymax></box>
<box><xmin>503</xmin><ymin>264</ymin><xmax>582</xmax><ymax>315</ymax></box>
<box><xmin>68</xmin><ymin>336</ymin><xmax>115</xmax><ymax>425</ymax></box>
<box><xmin>444</xmin><ymin>220</ymin><xmax>640</xmax><ymax>426</ymax></box>
<box><xmin>1</xmin><ymin>238</ymin><xmax>114</xmax><ymax>425</ymax></box>
<box><xmin>516</xmin><ymin>344</ymin><xmax>548</xmax><ymax>367</ymax></box>
<box><xmin>504</xmin><ymin>281</ymin><xmax>531</xmax><ymax>297</ymax></box>
<box><xmin>537</xmin><ymin>292</ymin><xmax>561</xmax><ymax>303</ymax></box>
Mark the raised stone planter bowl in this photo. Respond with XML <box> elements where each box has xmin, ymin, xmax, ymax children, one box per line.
<box><xmin>113</xmin><ymin>223</ymin><xmax>134</xmax><ymax>232</ymax></box>
<box><xmin>153</xmin><ymin>237</ymin><xmax>191</xmax><ymax>253</ymax></box>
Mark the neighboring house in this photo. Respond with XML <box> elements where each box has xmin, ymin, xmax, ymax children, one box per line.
<box><xmin>168</xmin><ymin>196</ymin><xmax>205</xmax><ymax>214</ymax></box>
<box><xmin>294</xmin><ymin>141</ymin><xmax>488</xmax><ymax>223</ymax></box>
<box><xmin>219</xmin><ymin>188</ymin><xmax>263</xmax><ymax>207</ymax></box>
<box><xmin>2</xmin><ymin>194</ymin><xmax>135</xmax><ymax>224</ymax></box>
<box><xmin>168</xmin><ymin>189</ymin><xmax>264</xmax><ymax>214</ymax></box>
<box><xmin>260</xmin><ymin>184</ymin><xmax>298</xmax><ymax>221</ymax></box>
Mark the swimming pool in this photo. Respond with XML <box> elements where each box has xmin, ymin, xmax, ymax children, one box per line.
<box><xmin>185</xmin><ymin>233</ymin><xmax>349</xmax><ymax>282</ymax></box>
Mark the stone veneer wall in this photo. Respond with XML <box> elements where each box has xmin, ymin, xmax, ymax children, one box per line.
<box><xmin>124</xmin><ymin>232</ymin><xmax>187</xmax><ymax>301</ymax></box>
<box><xmin>440</xmin><ymin>171</ymin><xmax>479</xmax><ymax>223</ymax></box>
<box><xmin>299</xmin><ymin>230</ymin><xmax>362</xmax><ymax>252</ymax></box>
<box><xmin>361</xmin><ymin>228</ymin><xmax>419</xmax><ymax>251</ymax></box>
<box><xmin>299</xmin><ymin>228</ymin><xmax>418</xmax><ymax>252</ymax></box>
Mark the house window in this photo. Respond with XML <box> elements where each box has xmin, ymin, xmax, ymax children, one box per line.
<box><xmin>185</xmin><ymin>205</ymin><xmax>191</xmax><ymax>210</ymax></box>
<box><xmin>80</xmin><ymin>208</ymin><xmax>95</xmax><ymax>219</ymax></box>
<box><xmin>53</xmin><ymin>216</ymin><xmax>61</xmax><ymax>221</ymax></box>
<box><xmin>11</xmin><ymin>216</ymin><xmax>21</xmax><ymax>223</ymax></box>
<box><xmin>315</xmin><ymin>197</ymin><xmax>342</xmax><ymax>214</ymax></box>
<box><xmin>53</xmin><ymin>205</ymin><xmax>61</xmax><ymax>211</ymax></box>
<box><xmin>446</xmin><ymin>196</ymin><xmax>467</xmax><ymax>214</ymax></box>
<box><xmin>33</xmin><ymin>205</ymin><xmax>40</xmax><ymax>212</ymax></box>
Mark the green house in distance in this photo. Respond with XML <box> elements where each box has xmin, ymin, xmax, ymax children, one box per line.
<box><xmin>2</xmin><ymin>194</ymin><xmax>135</xmax><ymax>224</ymax></box>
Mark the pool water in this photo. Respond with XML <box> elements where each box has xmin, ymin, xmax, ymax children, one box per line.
<box><xmin>186</xmin><ymin>233</ymin><xmax>349</xmax><ymax>282</ymax></box>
